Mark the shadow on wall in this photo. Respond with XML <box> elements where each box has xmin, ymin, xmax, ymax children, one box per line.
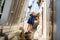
<box><xmin>55</xmin><ymin>0</ymin><xmax>60</xmax><ymax>40</ymax></box>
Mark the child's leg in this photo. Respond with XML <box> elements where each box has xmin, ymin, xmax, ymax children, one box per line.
<box><xmin>27</xmin><ymin>24</ymin><xmax>32</xmax><ymax>32</ymax></box>
<box><xmin>30</xmin><ymin>24</ymin><xmax>32</xmax><ymax>31</ymax></box>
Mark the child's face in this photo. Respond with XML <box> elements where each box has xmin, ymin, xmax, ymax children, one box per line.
<box><xmin>32</xmin><ymin>12</ymin><xmax>35</xmax><ymax>16</ymax></box>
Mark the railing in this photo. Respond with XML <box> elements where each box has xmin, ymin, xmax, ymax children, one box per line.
<box><xmin>49</xmin><ymin>0</ymin><xmax>55</xmax><ymax>40</ymax></box>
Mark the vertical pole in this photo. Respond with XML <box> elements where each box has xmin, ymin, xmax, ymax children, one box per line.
<box><xmin>42</xmin><ymin>7</ymin><xmax>44</xmax><ymax>34</ymax></box>
<box><xmin>50</xmin><ymin>0</ymin><xmax>54</xmax><ymax>40</ymax></box>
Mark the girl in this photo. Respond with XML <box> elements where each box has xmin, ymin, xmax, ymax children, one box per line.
<box><xmin>27</xmin><ymin>11</ymin><xmax>36</xmax><ymax>32</ymax></box>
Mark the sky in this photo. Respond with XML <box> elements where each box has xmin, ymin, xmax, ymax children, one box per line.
<box><xmin>25</xmin><ymin>0</ymin><xmax>42</xmax><ymax>17</ymax></box>
<box><xmin>28</xmin><ymin>0</ymin><xmax>40</xmax><ymax>13</ymax></box>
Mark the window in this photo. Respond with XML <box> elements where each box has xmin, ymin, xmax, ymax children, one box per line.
<box><xmin>0</xmin><ymin>0</ymin><xmax>5</xmax><ymax>19</ymax></box>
